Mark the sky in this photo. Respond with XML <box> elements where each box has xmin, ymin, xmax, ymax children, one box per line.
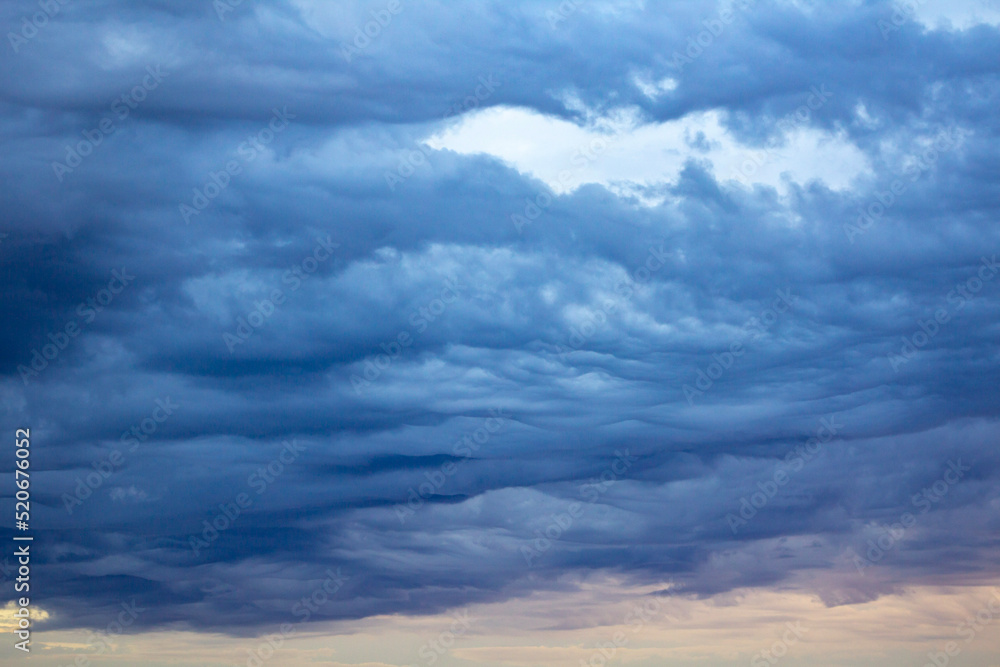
<box><xmin>1</xmin><ymin>0</ymin><xmax>1000</xmax><ymax>665</ymax></box>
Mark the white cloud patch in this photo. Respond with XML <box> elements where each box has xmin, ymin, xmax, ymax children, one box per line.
<box><xmin>908</xmin><ymin>0</ymin><xmax>1000</xmax><ymax>29</ymax></box>
<box><xmin>426</xmin><ymin>106</ymin><xmax>870</xmax><ymax>199</ymax></box>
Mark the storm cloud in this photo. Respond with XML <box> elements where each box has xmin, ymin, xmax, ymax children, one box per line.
<box><xmin>1</xmin><ymin>0</ymin><xmax>999</xmax><ymax>647</ymax></box>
